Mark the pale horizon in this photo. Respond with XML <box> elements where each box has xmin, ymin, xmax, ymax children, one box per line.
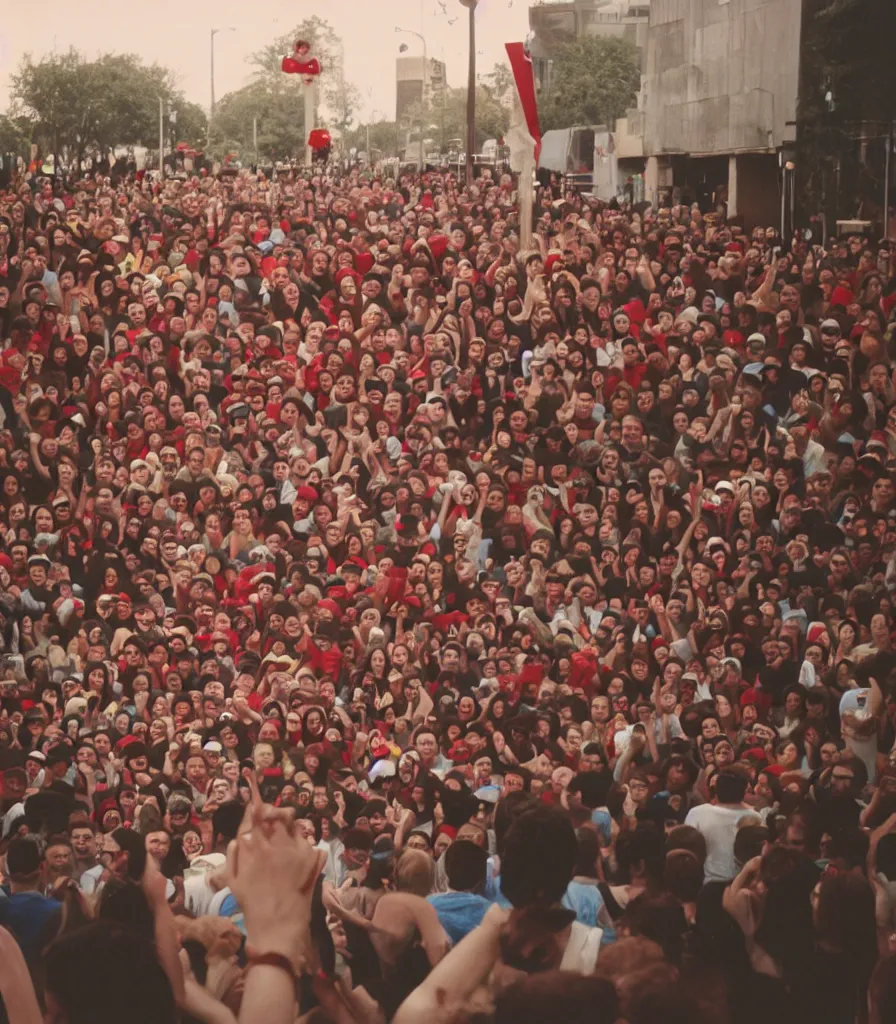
<box><xmin>0</xmin><ymin>0</ymin><xmax>531</xmax><ymax>124</ymax></box>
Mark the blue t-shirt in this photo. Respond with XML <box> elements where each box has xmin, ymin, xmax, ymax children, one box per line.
<box><xmin>0</xmin><ymin>890</ymin><xmax>61</xmax><ymax>960</ymax></box>
<box><xmin>562</xmin><ymin>880</ymin><xmax>616</xmax><ymax>944</ymax></box>
<box><xmin>427</xmin><ymin>891</ymin><xmax>491</xmax><ymax>944</ymax></box>
<box><xmin>216</xmin><ymin>892</ymin><xmax>246</xmax><ymax>934</ymax></box>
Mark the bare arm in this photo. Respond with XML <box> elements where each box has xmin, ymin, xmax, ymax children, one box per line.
<box><xmin>393</xmin><ymin>905</ymin><xmax>507</xmax><ymax>1024</ymax></box>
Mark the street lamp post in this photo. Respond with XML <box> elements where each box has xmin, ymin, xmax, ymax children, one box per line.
<box><xmin>210</xmin><ymin>27</ymin><xmax>236</xmax><ymax>146</ymax></box>
<box><xmin>159</xmin><ymin>97</ymin><xmax>165</xmax><ymax>177</ymax></box>
<box><xmin>459</xmin><ymin>0</ymin><xmax>478</xmax><ymax>186</ymax></box>
<box><xmin>396</xmin><ymin>26</ymin><xmax>428</xmax><ymax>169</ymax></box>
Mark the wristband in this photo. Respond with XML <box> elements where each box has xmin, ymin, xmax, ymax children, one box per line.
<box><xmin>245</xmin><ymin>948</ymin><xmax>301</xmax><ymax>986</ymax></box>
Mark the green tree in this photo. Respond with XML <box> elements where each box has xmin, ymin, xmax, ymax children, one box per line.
<box><xmin>10</xmin><ymin>50</ymin><xmax>206</xmax><ymax>168</ymax></box>
<box><xmin>482</xmin><ymin>62</ymin><xmax>514</xmax><ymax>104</ymax></box>
<box><xmin>538</xmin><ymin>36</ymin><xmax>640</xmax><ymax>131</ymax></box>
<box><xmin>214</xmin><ymin>80</ymin><xmax>306</xmax><ymax>161</ymax></box>
<box><xmin>0</xmin><ymin>114</ymin><xmax>30</xmax><ymax>158</ymax></box>
<box><xmin>405</xmin><ymin>85</ymin><xmax>510</xmax><ymax>153</ymax></box>
<box><xmin>341</xmin><ymin>119</ymin><xmax>401</xmax><ymax>160</ymax></box>
<box><xmin>214</xmin><ymin>17</ymin><xmax>355</xmax><ymax>160</ymax></box>
<box><xmin>796</xmin><ymin>0</ymin><xmax>896</xmax><ymax>224</ymax></box>
<box><xmin>172</xmin><ymin>101</ymin><xmax>209</xmax><ymax>150</ymax></box>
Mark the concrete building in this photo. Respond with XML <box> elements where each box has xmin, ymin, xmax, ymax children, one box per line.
<box><xmin>395</xmin><ymin>56</ymin><xmax>447</xmax><ymax>124</ymax></box>
<box><xmin>640</xmin><ymin>0</ymin><xmax>802</xmax><ymax>226</ymax></box>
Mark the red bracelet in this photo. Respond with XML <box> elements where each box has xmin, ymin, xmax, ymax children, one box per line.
<box><xmin>245</xmin><ymin>949</ymin><xmax>300</xmax><ymax>986</ymax></box>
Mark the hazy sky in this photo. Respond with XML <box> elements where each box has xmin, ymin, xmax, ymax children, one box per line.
<box><xmin>0</xmin><ymin>0</ymin><xmax>531</xmax><ymax>121</ymax></box>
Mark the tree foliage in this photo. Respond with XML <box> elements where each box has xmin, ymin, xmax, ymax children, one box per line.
<box><xmin>404</xmin><ymin>85</ymin><xmax>510</xmax><ymax>152</ymax></box>
<box><xmin>9</xmin><ymin>50</ymin><xmax>207</xmax><ymax>167</ymax></box>
<box><xmin>481</xmin><ymin>62</ymin><xmax>514</xmax><ymax>104</ymax></box>
<box><xmin>214</xmin><ymin>16</ymin><xmax>358</xmax><ymax>160</ymax></box>
<box><xmin>341</xmin><ymin>120</ymin><xmax>401</xmax><ymax>159</ymax></box>
<box><xmin>538</xmin><ymin>36</ymin><xmax>640</xmax><ymax>132</ymax></box>
<box><xmin>796</xmin><ymin>0</ymin><xmax>896</xmax><ymax>223</ymax></box>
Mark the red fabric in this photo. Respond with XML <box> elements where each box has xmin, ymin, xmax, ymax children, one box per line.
<box><xmin>505</xmin><ymin>42</ymin><xmax>542</xmax><ymax>162</ymax></box>
<box><xmin>309</xmin><ymin>129</ymin><xmax>332</xmax><ymax>151</ymax></box>
<box><xmin>281</xmin><ymin>56</ymin><xmax>321</xmax><ymax>77</ymax></box>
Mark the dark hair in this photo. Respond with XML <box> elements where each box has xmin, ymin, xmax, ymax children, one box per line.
<box><xmin>615</xmin><ymin>825</ymin><xmax>665</xmax><ymax>887</ymax></box>
<box><xmin>494</xmin><ymin>791</ymin><xmax>540</xmax><ymax>858</ymax></box>
<box><xmin>663</xmin><ymin>849</ymin><xmax>704</xmax><ymax>903</ymax></box>
<box><xmin>733</xmin><ymin>822</ymin><xmax>768</xmax><ymax>867</ymax></box>
<box><xmin>212</xmin><ymin>801</ymin><xmax>243</xmax><ymax>846</ymax></box>
<box><xmin>494</xmin><ymin>971</ymin><xmax>619</xmax><ymax>1024</ymax></box>
<box><xmin>568</xmin><ymin>770</ymin><xmax>612</xmax><ymax>809</ymax></box>
<box><xmin>43</xmin><ymin>922</ymin><xmax>176</xmax><ymax>1024</ymax></box>
<box><xmin>622</xmin><ymin>891</ymin><xmax>690</xmax><ymax>965</ymax></box>
<box><xmin>754</xmin><ymin>846</ymin><xmax>816</xmax><ymax>978</ymax></box>
<box><xmin>573</xmin><ymin>826</ymin><xmax>600</xmax><ymax>878</ymax></box>
<box><xmin>97</xmin><ymin>878</ymin><xmax>154</xmax><ymax>936</ymax></box>
<box><xmin>109</xmin><ymin>826</ymin><xmax>147</xmax><ymax>881</ymax></box>
<box><xmin>815</xmin><ymin>872</ymin><xmax>879</xmax><ymax>973</ymax></box>
<box><xmin>714</xmin><ymin>768</ymin><xmax>748</xmax><ymax>804</ymax></box>
<box><xmin>500</xmin><ymin>807</ymin><xmax>577</xmax><ymax>908</ymax></box>
<box><xmin>444</xmin><ymin>839</ymin><xmax>488</xmax><ymax>893</ymax></box>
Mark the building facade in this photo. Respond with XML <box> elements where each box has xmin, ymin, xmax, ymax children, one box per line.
<box><xmin>395</xmin><ymin>56</ymin><xmax>448</xmax><ymax>124</ymax></box>
<box><xmin>640</xmin><ymin>0</ymin><xmax>802</xmax><ymax>225</ymax></box>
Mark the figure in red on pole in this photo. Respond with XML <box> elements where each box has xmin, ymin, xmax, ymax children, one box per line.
<box><xmin>281</xmin><ymin>40</ymin><xmax>322</xmax><ymax>85</ymax></box>
<box><xmin>308</xmin><ymin>128</ymin><xmax>332</xmax><ymax>164</ymax></box>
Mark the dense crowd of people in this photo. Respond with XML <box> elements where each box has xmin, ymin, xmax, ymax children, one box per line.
<box><xmin>0</xmin><ymin>155</ymin><xmax>895</xmax><ymax>1024</ymax></box>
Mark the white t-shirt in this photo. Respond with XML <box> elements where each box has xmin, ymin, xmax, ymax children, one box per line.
<box><xmin>560</xmin><ymin>921</ymin><xmax>602</xmax><ymax>973</ymax></box>
<box><xmin>684</xmin><ymin>803</ymin><xmax>761</xmax><ymax>882</ymax></box>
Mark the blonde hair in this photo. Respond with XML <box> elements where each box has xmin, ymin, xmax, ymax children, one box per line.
<box><xmin>394</xmin><ymin>848</ymin><xmax>434</xmax><ymax>897</ymax></box>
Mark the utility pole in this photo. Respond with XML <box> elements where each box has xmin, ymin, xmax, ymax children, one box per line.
<box><xmin>253</xmin><ymin>116</ymin><xmax>258</xmax><ymax>164</ymax></box>
<box><xmin>159</xmin><ymin>97</ymin><xmax>165</xmax><ymax>177</ymax></box>
<box><xmin>459</xmin><ymin>0</ymin><xmax>478</xmax><ymax>186</ymax></box>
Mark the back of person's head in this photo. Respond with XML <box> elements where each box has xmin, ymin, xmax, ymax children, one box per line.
<box><xmin>6</xmin><ymin>835</ymin><xmax>42</xmax><ymax>882</ymax></box>
<box><xmin>500</xmin><ymin>807</ymin><xmax>577</xmax><ymax>908</ymax></box>
<box><xmin>665</xmin><ymin>824</ymin><xmax>707</xmax><ymax>864</ymax></box>
<box><xmin>568</xmin><ymin>770</ymin><xmax>612</xmax><ymax>810</ymax></box>
<box><xmin>615</xmin><ymin>824</ymin><xmax>665</xmax><ymax>886</ymax></box>
<box><xmin>593</xmin><ymin>935</ymin><xmax>665</xmax><ymax>985</ymax></box>
<box><xmin>815</xmin><ymin>871</ymin><xmax>878</xmax><ymax>967</ymax></box>
<box><xmin>663</xmin><ymin>848</ymin><xmax>704</xmax><ymax>903</ymax></box>
<box><xmin>573</xmin><ymin>826</ymin><xmax>600</xmax><ymax>877</ymax></box>
<box><xmin>624</xmin><ymin>972</ymin><xmax>714</xmax><ymax>1024</ymax></box>
<box><xmin>622</xmin><ymin>891</ymin><xmax>690</xmax><ymax>964</ymax></box>
<box><xmin>393</xmin><ymin>848</ymin><xmax>434</xmax><ymax>897</ymax></box>
<box><xmin>444</xmin><ymin>839</ymin><xmax>487</xmax><ymax>893</ymax></box>
<box><xmin>825</xmin><ymin>826</ymin><xmax>870</xmax><ymax>871</ymax></box>
<box><xmin>110</xmin><ymin>825</ymin><xmax>147</xmax><ymax>880</ymax></box>
<box><xmin>343</xmin><ymin>827</ymin><xmax>374</xmax><ymax>853</ymax></box>
<box><xmin>97</xmin><ymin>877</ymin><xmax>155</xmax><ymax>936</ymax></box>
<box><xmin>733</xmin><ymin>821</ymin><xmax>769</xmax><ymax>867</ymax></box>
<box><xmin>494</xmin><ymin>971</ymin><xmax>619</xmax><ymax>1024</ymax></box>
<box><xmin>212</xmin><ymin>801</ymin><xmax>244</xmax><ymax>847</ymax></box>
<box><xmin>754</xmin><ymin>846</ymin><xmax>816</xmax><ymax>971</ymax></box>
<box><xmin>692</xmin><ymin>881</ymin><xmax>751</xmax><ymax>972</ymax></box>
<box><xmin>714</xmin><ymin>768</ymin><xmax>748</xmax><ymax>804</ymax></box>
<box><xmin>43</xmin><ymin>922</ymin><xmax>176</xmax><ymax>1024</ymax></box>
<box><xmin>494</xmin><ymin>791</ymin><xmax>540</xmax><ymax>858</ymax></box>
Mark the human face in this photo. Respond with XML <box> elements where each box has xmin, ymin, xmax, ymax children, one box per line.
<box><xmin>71</xmin><ymin>827</ymin><xmax>96</xmax><ymax>862</ymax></box>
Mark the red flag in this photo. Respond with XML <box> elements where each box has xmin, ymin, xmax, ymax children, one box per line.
<box><xmin>505</xmin><ymin>42</ymin><xmax>541</xmax><ymax>163</ymax></box>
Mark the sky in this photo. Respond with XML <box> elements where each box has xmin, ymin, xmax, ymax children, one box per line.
<box><xmin>0</xmin><ymin>0</ymin><xmax>532</xmax><ymax>122</ymax></box>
